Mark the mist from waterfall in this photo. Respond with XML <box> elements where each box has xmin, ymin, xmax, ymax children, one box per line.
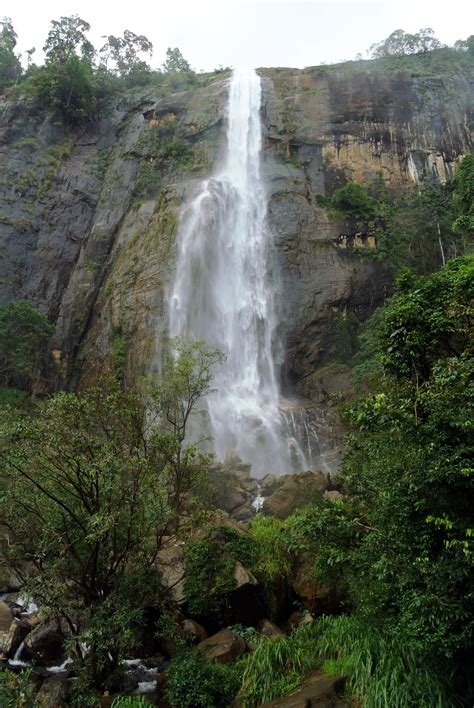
<box><xmin>169</xmin><ymin>68</ymin><xmax>306</xmax><ymax>476</ymax></box>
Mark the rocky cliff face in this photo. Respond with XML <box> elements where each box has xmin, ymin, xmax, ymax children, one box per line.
<box><xmin>0</xmin><ymin>55</ymin><xmax>472</xmax><ymax>469</ymax></box>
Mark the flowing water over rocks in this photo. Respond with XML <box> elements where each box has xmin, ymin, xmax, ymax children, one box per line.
<box><xmin>169</xmin><ymin>68</ymin><xmax>313</xmax><ymax>476</ymax></box>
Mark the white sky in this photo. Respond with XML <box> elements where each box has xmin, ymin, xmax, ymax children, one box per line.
<box><xmin>4</xmin><ymin>0</ymin><xmax>474</xmax><ymax>71</ymax></box>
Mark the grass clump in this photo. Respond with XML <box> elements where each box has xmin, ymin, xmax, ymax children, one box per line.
<box><xmin>239</xmin><ymin>623</ymin><xmax>318</xmax><ymax>705</ymax></box>
<box><xmin>314</xmin><ymin>615</ymin><xmax>464</xmax><ymax>708</ymax></box>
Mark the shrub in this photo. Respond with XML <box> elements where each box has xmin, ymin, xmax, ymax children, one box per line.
<box><xmin>166</xmin><ymin>650</ymin><xmax>242</xmax><ymax>707</ymax></box>
<box><xmin>329</xmin><ymin>181</ymin><xmax>377</xmax><ymax>219</ymax></box>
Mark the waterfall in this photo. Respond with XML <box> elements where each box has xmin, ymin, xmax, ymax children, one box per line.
<box><xmin>169</xmin><ymin>68</ymin><xmax>307</xmax><ymax>476</ymax></box>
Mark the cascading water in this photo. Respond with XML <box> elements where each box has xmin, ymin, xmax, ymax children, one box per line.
<box><xmin>169</xmin><ymin>68</ymin><xmax>308</xmax><ymax>476</ymax></box>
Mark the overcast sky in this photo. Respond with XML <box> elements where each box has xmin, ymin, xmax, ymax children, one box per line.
<box><xmin>4</xmin><ymin>0</ymin><xmax>473</xmax><ymax>71</ymax></box>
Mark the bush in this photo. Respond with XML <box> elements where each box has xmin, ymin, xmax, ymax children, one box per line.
<box><xmin>329</xmin><ymin>181</ymin><xmax>377</xmax><ymax>219</ymax></box>
<box><xmin>166</xmin><ymin>650</ymin><xmax>242</xmax><ymax>707</ymax></box>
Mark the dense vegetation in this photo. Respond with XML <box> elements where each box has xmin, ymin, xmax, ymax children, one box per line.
<box><xmin>0</xmin><ymin>15</ymin><xmax>201</xmax><ymax>125</ymax></box>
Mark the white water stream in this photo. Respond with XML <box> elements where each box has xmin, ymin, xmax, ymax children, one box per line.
<box><xmin>169</xmin><ymin>68</ymin><xmax>309</xmax><ymax>476</ymax></box>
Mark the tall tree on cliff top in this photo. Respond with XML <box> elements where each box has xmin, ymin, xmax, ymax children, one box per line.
<box><xmin>0</xmin><ymin>17</ymin><xmax>21</xmax><ymax>91</ymax></box>
<box><xmin>100</xmin><ymin>30</ymin><xmax>153</xmax><ymax>76</ymax></box>
<box><xmin>369</xmin><ymin>28</ymin><xmax>443</xmax><ymax>58</ymax></box>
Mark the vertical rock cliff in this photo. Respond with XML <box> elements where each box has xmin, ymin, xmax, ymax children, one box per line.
<box><xmin>0</xmin><ymin>52</ymin><xmax>472</xmax><ymax>469</ymax></box>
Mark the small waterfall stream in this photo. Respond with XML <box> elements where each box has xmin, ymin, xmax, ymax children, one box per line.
<box><xmin>169</xmin><ymin>68</ymin><xmax>312</xmax><ymax>476</ymax></box>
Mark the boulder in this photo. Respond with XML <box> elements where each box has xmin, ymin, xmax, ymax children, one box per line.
<box><xmin>157</xmin><ymin>539</ymin><xmax>186</xmax><ymax>605</ymax></box>
<box><xmin>230</xmin><ymin>562</ymin><xmax>266</xmax><ymax>626</ymax></box>
<box><xmin>24</xmin><ymin>620</ymin><xmax>67</xmax><ymax>666</ymax></box>
<box><xmin>261</xmin><ymin>671</ymin><xmax>347</xmax><ymax>707</ymax></box>
<box><xmin>35</xmin><ymin>675</ymin><xmax>69</xmax><ymax>707</ymax></box>
<box><xmin>263</xmin><ymin>472</ymin><xmax>329</xmax><ymax>519</ymax></box>
<box><xmin>323</xmin><ymin>490</ymin><xmax>343</xmax><ymax>502</ymax></box>
<box><xmin>257</xmin><ymin>619</ymin><xmax>284</xmax><ymax>639</ymax></box>
<box><xmin>232</xmin><ymin>503</ymin><xmax>255</xmax><ymax>522</ymax></box>
<box><xmin>286</xmin><ymin>611</ymin><xmax>314</xmax><ymax>632</ymax></box>
<box><xmin>0</xmin><ymin>602</ymin><xmax>13</xmax><ymax>630</ymax></box>
<box><xmin>292</xmin><ymin>561</ymin><xmax>340</xmax><ymax>615</ymax></box>
<box><xmin>197</xmin><ymin>629</ymin><xmax>246</xmax><ymax>664</ymax></box>
<box><xmin>181</xmin><ymin>619</ymin><xmax>208</xmax><ymax>644</ymax></box>
<box><xmin>0</xmin><ymin>617</ymin><xmax>31</xmax><ymax>657</ymax></box>
<box><xmin>259</xmin><ymin>474</ymin><xmax>282</xmax><ymax>497</ymax></box>
<box><xmin>234</xmin><ymin>562</ymin><xmax>258</xmax><ymax>590</ymax></box>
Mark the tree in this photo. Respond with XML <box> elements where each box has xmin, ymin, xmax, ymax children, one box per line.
<box><xmin>299</xmin><ymin>257</ymin><xmax>474</xmax><ymax>699</ymax></box>
<box><xmin>369</xmin><ymin>28</ymin><xmax>443</xmax><ymax>58</ymax></box>
<box><xmin>100</xmin><ymin>29</ymin><xmax>153</xmax><ymax>77</ymax></box>
<box><xmin>26</xmin><ymin>54</ymin><xmax>100</xmax><ymax>125</ymax></box>
<box><xmin>0</xmin><ymin>338</ymin><xmax>222</xmax><ymax>689</ymax></box>
<box><xmin>0</xmin><ymin>300</ymin><xmax>53</xmax><ymax>390</ymax></box>
<box><xmin>0</xmin><ymin>17</ymin><xmax>21</xmax><ymax>91</ymax></box>
<box><xmin>25</xmin><ymin>16</ymin><xmax>101</xmax><ymax>124</ymax></box>
<box><xmin>43</xmin><ymin>15</ymin><xmax>95</xmax><ymax>63</ymax></box>
<box><xmin>163</xmin><ymin>47</ymin><xmax>192</xmax><ymax>73</ymax></box>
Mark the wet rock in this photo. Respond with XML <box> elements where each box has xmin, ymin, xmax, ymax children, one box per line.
<box><xmin>208</xmin><ymin>452</ymin><xmax>260</xmax><ymax>519</ymax></box>
<box><xmin>24</xmin><ymin>620</ymin><xmax>68</xmax><ymax>667</ymax></box>
<box><xmin>0</xmin><ymin>618</ymin><xmax>31</xmax><ymax>657</ymax></box>
<box><xmin>181</xmin><ymin>619</ymin><xmax>208</xmax><ymax>644</ymax></box>
<box><xmin>0</xmin><ymin>602</ymin><xmax>13</xmax><ymax>630</ymax></box>
<box><xmin>286</xmin><ymin>611</ymin><xmax>314</xmax><ymax>632</ymax></box>
<box><xmin>157</xmin><ymin>538</ymin><xmax>186</xmax><ymax>605</ymax></box>
<box><xmin>257</xmin><ymin>619</ymin><xmax>284</xmax><ymax>638</ymax></box>
<box><xmin>260</xmin><ymin>474</ymin><xmax>282</xmax><ymax>497</ymax></box>
<box><xmin>197</xmin><ymin>629</ymin><xmax>246</xmax><ymax>664</ymax></box>
<box><xmin>292</xmin><ymin>560</ymin><xmax>342</xmax><ymax>615</ymax></box>
<box><xmin>229</xmin><ymin>562</ymin><xmax>267</xmax><ymax>626</ymax></box>
<box><xmin>323</xmin><ymin>490</ymin><xmax>343</xmax><ymax>501</ymax></box>
<box><xmin>232</xmin><ymin>503</ymin><xmax>254</xmax><ymax>522</ymax></box>
<box><xmin>263</xmin><ymin>472</ymin><xmax>329</xmax><ymax>519</ymax></box>
<box><xmin>36</xmin><ymin>675</ymin><xmax>69</xmax><ymax>707</ymax></box>
<box><xmin>261</xmin><ymin>671</ymin><xmax>347</xmax><ymax>707</ymax></box>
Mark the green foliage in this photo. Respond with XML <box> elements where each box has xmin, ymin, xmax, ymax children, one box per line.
<box><xmin>0</xmin><ymin>17</ymin><xmax>21</xmax><ymax>91</ymax></box>
<box><xmin>25</xmin><ymin>56</ymin><xmax>101</xmax><ymax>125</ymax></box>
<box><xmin>452</xmin><ymin>154</ymin><xmax>474</xmax><ymax>247</ymax></box>
<box><xmin>163</xmin><ymin>47</ymin><xmax>192</xmax><ymax>73</ymax></box>
<box><xmin>111</xmin><ymin>697</ymin><xmax>153</xmax><ymax>707</ymax></box>
<box><xmin>43</xmin><ymin>15</ymin><xmax>94</xmax><ymax>63</ymax></box>
<box><xmin>0</xmin><ymin>670</ymin><xmax>34</xmax><ymax>707</ymax></box>
<box><xmin>240</xmin><ymin>624</ymin><xmax>318</xmax><ymax>705</ymax></box>
<box><xmin>372</xmin><ymin>178</ymin><xmax>458</xmax><ymax>272</ymax></box>
<box><xmin>0</xmin><ymin>300</ymin><xmax>54</xmax><ymax>389</ymax></box>
<box><xmin>376</xmin><ymin>257</ymin><xmax>473</xmax><ymax>380</ymax></box>
<box><xmin>293</xmin><ymin>258</ymin><xmax>474</xmax><ymax>701</ymax></box>
<box><xmin>111</xmin><ymin>333</ymin><xmax>128</xmax><ymax>378</ymax></box>
<box><xmin>332</xmin><ymin>311</ymin><xmax>359</xmax><ymax>364</ymax></box>
<box><xmin>100</xmin><ymin>30</ymin><xmax>152</xmax><ymax>81</ymax></box>
<box><xmin>0</xmin><ymin>338</ymin><xmax>221</xmax><ymax>689</ymax></box>
<box><xmin>314</xmin><ymin>615</ymin><xmax>461</xmax><ymax>707</ymax></box>
<box><xmin>329</xmin><ymin>181</ymin><xmax>377</xmax><ymax>220</ymax></box>
<box><xmin>369</xmin><ymin>28</ymin><xmax>443</xmax><ymax>58</ymax></box>
<box><xmin>247</xmin><ymin>515</ymin><xmax>292</xmax><ymax>618</ymax></box>
<box><xmin>0</xmin><ymin>386</ymin><xmax>28</xmax><ymax>408</ymax></box>
<box><xmin>166</xmin><ymin>650</ymin><xmax>242</xmax><ymax>707</ymax></box>
<box><xmin>184</xmin><ymin>524</ymin><xmax>254</xmax><ymax>623</ymax></box>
